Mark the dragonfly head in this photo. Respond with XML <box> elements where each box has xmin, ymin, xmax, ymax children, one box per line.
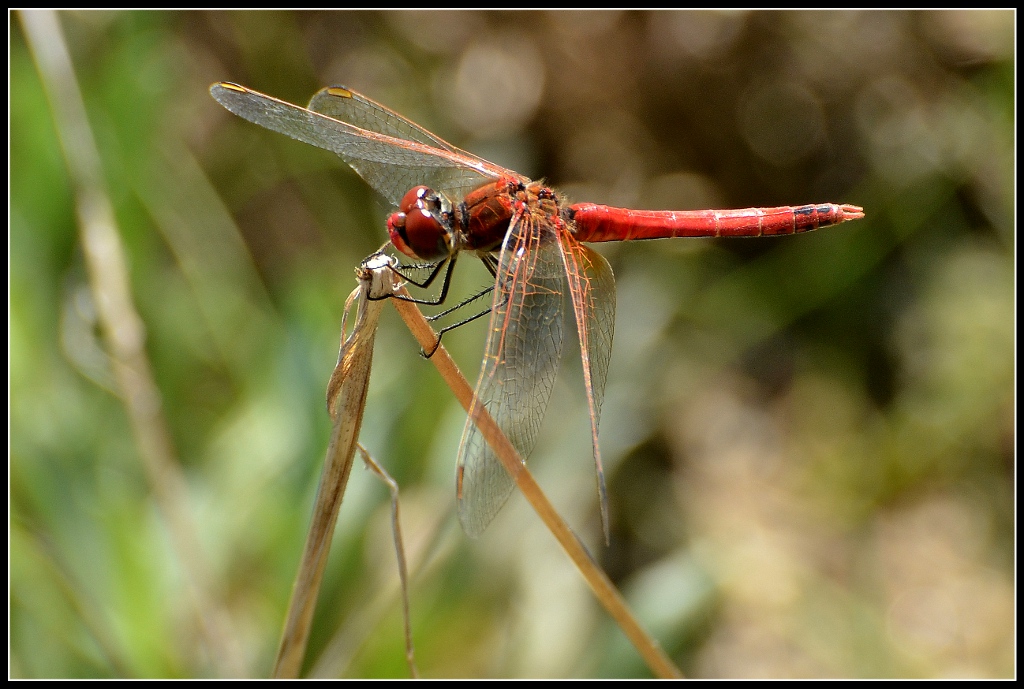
<box><xmin>386</xmin><ymin>185</ymin><xmax>454</xmax><ymax>261</ymax></box>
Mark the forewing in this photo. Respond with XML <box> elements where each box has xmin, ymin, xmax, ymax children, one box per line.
<box><xmin>558</xmin><ymin>233</ymin><xmax>616</xmax><ymax>540</ymax></box>
<box><xmin>307</xmin><ymin>86</ymin><xmax>460</xmax><ymax>152</ymax></box>
<box><xmin>305</xmin><ymin>86</ymin><xmax>520</xmax><ymax>204</ymax></box>
<box><xmin>456</xmin><ymin>213</ymin><xmax>567</xmax><ymax>537</ymax></box>
<box><xmin>210</xmin><ymin>82</ymin><xmax>509</xmax><ymax>206</ymax></box>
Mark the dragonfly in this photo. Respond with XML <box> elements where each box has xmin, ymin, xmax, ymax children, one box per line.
<box><xmin>210</xmin><ymin>82</ymin><xmax>864</xmax><ymax>542</ymax></box>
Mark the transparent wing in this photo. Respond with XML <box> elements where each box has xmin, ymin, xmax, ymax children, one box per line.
<box><xmin>456</xmin><ymin>212</ymin><xmax>567</xmax><ymax>537</ymax></box>
<box><xmin>210</xmin><ymin>82</ymin><xmax>517</xmax><ymax>206</ymax></box>
<box><xmin>307</xmin><ymin>86</ymin><xmax>459</xmax><ymax>152</ymax></box>
<box><xmin>558</xmin><ymin>233</ymin><xmax>616</xmax><ymax>541</ymax></box>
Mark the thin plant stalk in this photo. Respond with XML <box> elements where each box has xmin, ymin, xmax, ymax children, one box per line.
<box><xmin>356</xmin><ymin>444</ymin><xmax>419</xmax><ymax>678</ymax></box>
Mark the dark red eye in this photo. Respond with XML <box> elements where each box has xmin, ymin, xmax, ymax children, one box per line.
<box><xmin>398</xmin><ymin>185</ymin><xmax>432</xmax><ymax>213</ymax></box>
<box><xmin>386</xmin><ymin>212</ymin><xmax>415</xmax><ymax>258</ymax></box>
<box><xmin>389</xmin><ymin>186</ymin><xmax>452</xmax><ymax>260</ymax></box>
<box><xmin>403</xmin><ymin>208</ymin><xmax>448</xmax><ymax>261</ymax></box>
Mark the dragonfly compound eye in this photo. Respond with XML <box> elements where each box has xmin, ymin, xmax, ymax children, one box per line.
<box><xmin>390</xmin><ymin>185</ymin><xmax>451</xmax><ymax>260</ymax></box>
<box><xmin>386</xmin><ymin>207</ymin><xmax>450</xmax><ymax>261</ymax></box>
<box><xmin>398</xmin><ymin>185</ymin><xmax>433</xmax><ymax>213</ymax></box>
<box><xmin>402</xmin><ymin>208</ymin><xmax>450</xmax><ymax>261</ymax></box>
<box><xmin>386</xmin><ymin>212</ymin><xmax>415</xmax><ymax>258</ymax></box>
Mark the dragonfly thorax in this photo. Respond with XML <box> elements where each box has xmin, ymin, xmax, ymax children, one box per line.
<box><xmin>386</xmin><ymin>185</ymin><xmax>455</xmax><ymax>261</ymax></box>
<box><xmin>457</xmin><ymin>177</ymin><xmax>524</xmax><ymax>254</ymax></box>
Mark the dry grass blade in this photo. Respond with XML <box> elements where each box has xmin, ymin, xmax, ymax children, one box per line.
<box><xmin>390</xmin><ymin>291</ymin><xmax>683</xmax><ymax>679</ymax></box>
<box><xmin>273</xmin><ymin>256</ymin><xmax>400</xmax><ymax>678</ymax></box>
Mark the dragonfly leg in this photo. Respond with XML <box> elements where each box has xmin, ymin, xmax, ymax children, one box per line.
<box><xmin>368</xmin><ymin>254</ymin><xmax>457</xmax><ymax>306</ymax></box>
<box><xmin>421</xmin><ymin>298</ymin><xmax>495</xmax><ymax>358</ymax></box>
<box><xmin>392</xmin><ymin>258</ymin><xmax>448</xmax><ymax>289</ymax></box>
<box><xmin>419</xmin><ymin>252</ymin><xmax>507</xmax><ymax>358</ymax></box>
<box><xmin>480</xmin><ymin>253</ymin><xmax>499</xmax><ymax>278</ymax></box>
<box><xmin>425</xmin><ymin>284</ymin><xmax>494</xmax><ymax>323</ymax></box>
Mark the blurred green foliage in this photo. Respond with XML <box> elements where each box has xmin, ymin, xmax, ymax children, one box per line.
<box><xmin>10</xmin><ymin>10</ymin><xmax>1014</xmax><ymax>678</ymax></box>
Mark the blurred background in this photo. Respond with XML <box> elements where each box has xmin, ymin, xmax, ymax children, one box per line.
<box><xmin>10</xmin><ymin>10</ymin><xmax>1014</xmax><ymax>678</ymax></box>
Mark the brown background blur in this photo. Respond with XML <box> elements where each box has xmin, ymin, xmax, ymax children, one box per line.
<box><xmin>11</xmin><ymin>10</ymin><xmax>1014</xmax><ymax>678</ymax></box>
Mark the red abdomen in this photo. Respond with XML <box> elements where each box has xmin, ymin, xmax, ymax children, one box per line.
<box><xmin>570</xmin><ymin>203</ymin><xmax>864</xmax><ymax>242</ymax></box>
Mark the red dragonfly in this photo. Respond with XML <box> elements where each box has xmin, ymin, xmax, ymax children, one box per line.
<box><xmin>210</xmin><ymin>82</ymin><xmax>863</xmax><ymax>541</ymax></box>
